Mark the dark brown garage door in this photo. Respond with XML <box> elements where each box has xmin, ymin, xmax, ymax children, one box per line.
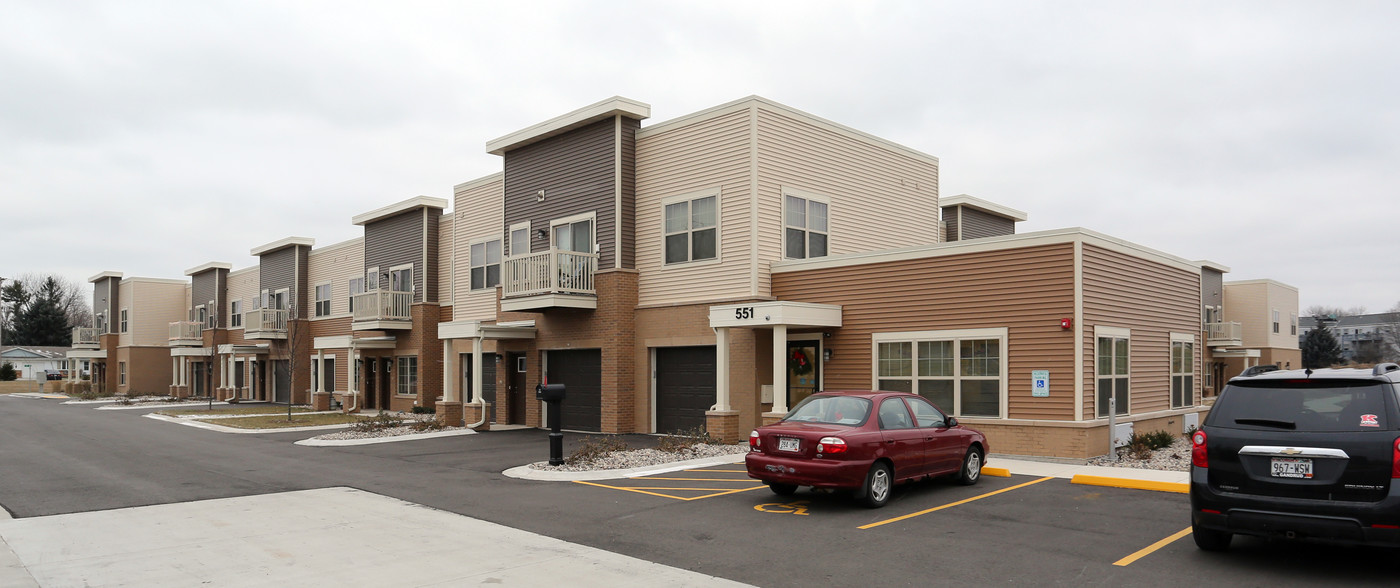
<box><xmin>655</xmin><ymin>346</ymin><xmax>716</xmax><ymax>433</ymax></box>
<box><xmin>546</xmin><ymin>349</ymin><xmax>601</xmax><ymax>432</ymax></box>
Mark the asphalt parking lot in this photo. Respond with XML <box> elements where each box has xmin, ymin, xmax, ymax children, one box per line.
<box><xmin>1</xmin><ymin>395</ymin><xmax>1396</xmax><ymax>586</ymax></box>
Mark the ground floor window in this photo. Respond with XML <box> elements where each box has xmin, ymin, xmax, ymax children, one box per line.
<box><xmin>119</xmin><ymin>362</ymin><xmax>127</xmax><ymax>386</ymax></box>
<box><xmin>873</xmin><ymin>328</ymin><xmax>1007</xmax><ymax>418</ymax></box>
<box><xmin>1097</xmin><ymin>327</ymin><xmax>1130</xmax><ymax>417</ymax></box>
<box><xmin>1171</xmin><ymin>335</ymin><xmax>1194</xmax><ymax>409</ymax></box>
<box><xmin>397</xmin><ymin>356</ymin><xmax>417</xmax><ymax>396</ymax></box>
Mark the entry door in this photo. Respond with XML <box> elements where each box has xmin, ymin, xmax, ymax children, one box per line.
<box><xmin>191</xmin><ymin>362</ymin><xmax>205</xmax><ymax>397</ymax></box>
<box><xmin>273</xmin><ymin>360</ymin><xmax>290</xmax><ymax>404</ymax></box>
<box><xmin>787</xmin><ymin>341</ymin><xmax>821</xmax><ymax>408</ymax></box>
<box><xmin>363</xmin><ymin>359</ymin><xmax>377</xmax><ymax>409</ymax></box>
<box><xmin>508</xmin><ymin>353</ymin><xmax>526</xmax><ymax>424</ymax></box>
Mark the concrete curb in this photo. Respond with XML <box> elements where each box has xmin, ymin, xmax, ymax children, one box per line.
<box><xmin>980</xmin><ymin>466</ymin><xmax>1012</xmax><ymax>478</ymax></box>
<box><xmin>98</xmin><ymin>401</ymin><xmax>232</xmax><ymax>411</ymax></box>
<box><xmin>142</xmin><ymin>412</ymin><xmax>356</xmax><ymax>434</ymax></box>
<box><xmin>1069</xmin><ymin>474</ymin><xmax>1189</xmax><ymax>494</ymax></box>
<box><xmin>504</xmin><ymin>453</ymin><xmax>748</xmax><ymax>482</ymax></box>
<box><xmin>159</xmin><ymin>410</ymin><xmax>340</xmax><ymax>420</ymax></box>
<box><xmin>295</xmin><ymin>429</ymin><xmax>477</xmax><ymax>447</ymax></box>
<box><xmin>60</xmin><ymin>399</ymin><xmax>120</xmax><ymax>405</ymax></box>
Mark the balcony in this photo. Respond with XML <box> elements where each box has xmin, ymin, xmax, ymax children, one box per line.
<box><xmin>1206</xmin><ymin>322</ymin><xmax>1243</xmax><ymax>347</ymax></box>
<box><xmin>352</xmin><ymin>290</ymin><xmax>412</xmax><ymax>330</ymax></box>
<box><xmin>72</xmin><ymin>327</ymin><xmax>100</xmax><ymax>349</ymax></box>
<box><xmin>168</xmin><ymin>321</ymin><xmax>203</xmax><ymax>346</ymax></box>
<box><xmin>244</xmin><ymin>308</ymin><xmax>288</xmax><ymax>340</ymax></box>
<box><xmin>500</xmin><ymin>249</ymin><xmax>598</xmax><ymax>312</ymax></box>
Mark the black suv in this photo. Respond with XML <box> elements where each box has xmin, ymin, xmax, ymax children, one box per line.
<box><xmin>1190</xmin><ymin>363</ymin><xmax>1400</xmax><ymax>550</ymax></box>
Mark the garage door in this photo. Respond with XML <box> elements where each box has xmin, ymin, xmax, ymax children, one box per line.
<box><xmin>655</xmin><ymin>346</ymin><xmax>716</xmax><ymax>433</ymax></box>
<box><xmin>546</xmin><ymin>349</ymin><xmax>601</xmax><ymax>432</ymax></box>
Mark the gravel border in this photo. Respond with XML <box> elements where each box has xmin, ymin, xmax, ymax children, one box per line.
<box><xmin>526</xmin><ymin>443</ymin><xmax>750</xmax><ymax>472</ymax></box>
<box><xmin>1087</xmin><ymin>436</ymin><xmax>1191</xmax><ymax>471</ymax></box>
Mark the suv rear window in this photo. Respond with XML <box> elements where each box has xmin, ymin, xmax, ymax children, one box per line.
<box><xmin>1210</xmin><ymin>380</ymin><xmax>1393</xmax><ymax>432</ymax></box>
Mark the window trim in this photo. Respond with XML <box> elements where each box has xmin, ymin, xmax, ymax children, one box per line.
<box><xmin>230</xmin><ymin>299</ymin><xmax>243</xmax><ymax>328</ymax></box>
<box><xmin>549</xmin><ymin>211</ymin><xmax>598</xmax><ymax>254</ymax></box>
<box><xmin>508</xmin><ymin>221</ymin><xmax>531</xmax><ymax>258</ymax></box>
<box><xmin>1170</xmin><ymin>332</ymin><xmax>1195</xmax><ymax>409</ymax></box>
<box><xmin>1094</xmin><ymin>326</ymin><xmax>1131</xmax><ymax>417</ymax></box>
<box><xmin>468</xmin><ymin>235</ymin><xmax>504</xmax><ymax>291</ymax></box>
<box><xmin>119</xmin><ymin>308</ymin><xmax>128</xmax><ymax>334</ymax></box>
<box><xmin>782</xmin><ymin>187</ymin><xmax>831</xmax><ymax>260</ymax></box>
<box><xmin>871</xmin><ymin>327</ymin><xmax>1008</xmax><ymax>419</ymax></box>
<box><xmin>396</xmin><ymin>355</ymin><xmax>418</xmax><ymax>397</ymax></box>
<box><xmin>313</xmin><ymin>282</ymin><xmax>332</xmax><ymax>318</ymax></box>
<box><xmin>1272</xmin><ymin>308</ymin><xmax>1280</xmax><ymax>334</ymax></box>
<box><xmin>388</xmin><ymin>263</ymin><xmax>413</xmax><ymax>294</ymax></box>
<box><xmin>118</xmin><ymin>361</ymin><xmax>127</xmax><ymax>386</ymax></box>
<box><xmin>660</xmin><ymin>188</ymin><xmax>722</xmax><ymax>267</ymax></box>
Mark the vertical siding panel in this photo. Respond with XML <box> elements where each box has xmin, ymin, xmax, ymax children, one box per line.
<box><xmin>425</xmin><ymin>210</ymin><xmax>439</xmax><ymax>303</ymax></box>
<box><xmin>620</xmin><ymin>118</ymin><xmax>639</xmax><ymax>269</ymax></box>
<box><xmin>364</xmin><ymin>210</ymin><xmax>427</xmax><ymax>302</ymax></box>
<box><xmin>502</xmin><ymin>118</ymin><xmax>618</xmax><ymax>267</ymax></box>
<box><xmin>438</xmin><ymin>215</ymin><xmax>453</xmax><ymax>311</ymax></box>
<box><xmin>452</xmin><ymin>174</ymin><xmax>506</xmax><ymax>321</ymax></box>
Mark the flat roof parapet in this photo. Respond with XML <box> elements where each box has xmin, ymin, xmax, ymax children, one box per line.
<box><xmin>486</xmin><ymin>96</ymin><xmax>650</xmax><ymax>155</ymax></box>
<box><xmin>250</xmin><ymin>237</ymin><xmax>316</xmax><ymax>257</ymax></box>
<box><xmin>351</xmin><ymin>196</ymin><xmax>448</xmax><ymax>226</ymax></box>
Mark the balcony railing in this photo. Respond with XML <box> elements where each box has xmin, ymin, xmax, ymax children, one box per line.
<box><xmin>168</xmin><ymin>321</ymin><xmax>203</xmax><ymax>344</ymax></box>
<box><xmin>244</xmin><ymin>308</ymin><xmax>288</xmax><ymax>335</ymax></box>
<box><xmin>502</xmin><ymin>249</ymin><xmax>598</xmax><ymax>299</ymax></box>
<box><xmin>352</xmin><ymin>290</ymin><xmax>412</xmax><ymax>323</ymax></box>
<box><xmin>72</xmin><ymin>327</ymin><xmax>100</xmax><ymax>347</ymax></box>
<box><xmin>1206</xmin><ymin>322</ymin><xmax>1243</xmax><ymax>346</ymax></box>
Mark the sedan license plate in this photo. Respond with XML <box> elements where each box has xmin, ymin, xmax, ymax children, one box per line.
<box><xmin>778</xmin><ymin>437</ymin><xmax>800</xmax><ymax>452</ymax></box>
<box><xmin>1271</xmin><ymin>457</ymin><xmax>1313</xmax><ymax>479</ymax></box>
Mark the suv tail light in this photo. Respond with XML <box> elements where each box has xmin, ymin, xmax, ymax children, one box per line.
<box><xmin>1192</xmin><ymin>430</ymin><xmax>1208</xmax><ymax>468</ymax></box>
<box><xmin>1392</xmin><ymin>437</ymin><xmax>1400</xmax><ymax>479</ymax></box>
<box><xmin>749</xmin><ymin>430</ymin><xmax>760</xmax><ymax>451</ymax></box>
<box><xmin>817</xmin><ymin>436</ymin><xmax>847</xmax><ymax>455</ymax></box>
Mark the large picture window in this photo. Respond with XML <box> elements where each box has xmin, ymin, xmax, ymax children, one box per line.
<box><xmin>1097</xmin><ymin>329</ymin><xmax>1130</xmax><ymax>417</ymax></box>
<box><xmin>874</xmin><ymin>329</ymin><xmax>1006</xmax><ymax>418</ymax></box>
<box><xmin>1171</xmin><ymin>336</ymin><xmax>1194</xmax><ymax>409</ymax></box>
<box><xmin>663</xmin><ymin>192</ymin><xmax>717</xmax><ymax>264</ymax></box>
<box><xmin>784</xmin><ymin>191</ymin><xmax>829</xmax><ymax>259</ymax></box>
<box><xmin>471</xmin><ymin>239</ymin><xmax>502</xmax><ymax>290</ymax></box>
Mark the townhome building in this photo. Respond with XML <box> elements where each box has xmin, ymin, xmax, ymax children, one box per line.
<box><xmin>68</xmin><ymin>272</ymin><xmax>186</xmax><ymax>396</ymax></box>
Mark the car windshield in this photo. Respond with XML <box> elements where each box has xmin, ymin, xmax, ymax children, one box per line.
<box><xmin>1210</xmin><ymin>380</ymin><xmax>1393</xmax><ymax>432</ymax></box>
<box><xmin>781</xmin><ymin>395</ymin><xmax>872</xmax><ymax>426</ymax></box>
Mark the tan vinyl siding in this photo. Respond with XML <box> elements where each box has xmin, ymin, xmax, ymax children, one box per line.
<box><xmin>129</xmin><ymin>280</ymin><xmax>189</xmax><ymax>347</ymax></box>
<box><xmin>307</xmin><ymin>237</ymin><xmax>364</xmax><ymax>319</ymax></box>
<box><xmin>1224</xmin><ymin>282</ymin><xmax>1269</xmax><ymax>347</ymax></box>
<box><xmin>772</xmin><ymin>243</ymin><xmax>1077</xmax><ymax>420</ymax></box>
<box><xmin>636</xmin><ymin>107</ymin><xmax>753</xmax><ymax>306</ymax></box>
<box><xmin>451</xmin><ymin>173</ymin><xmax>505</xmax><ymax>320</ymax></box>
<box><xmin>118</xmin><ymin>280</ymin><xmax>133</xmax><ymax>347</ymax></box>
<box><xmin>227</xmin><ymin>266</ymin><xmax>258</xmax><ymax>327</ymax></box>
<box><xmin>438</xmin><ymin>214</ymin><xmax>453</xmax><ymax>308</ymax></box>
<box><xmin>755</xmin><ymin>105</ymin><xmax>940</xmax><ymax>299</ymax></box>
<box><xmin>1081</xmin><ymin>244</ymin><xmax>1202</xmax><ymax>419</ymax></box>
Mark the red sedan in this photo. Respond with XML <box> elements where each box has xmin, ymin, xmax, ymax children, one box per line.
<box><xmin>745</xmin><ymin>391</ymin><xmax>989</xmax><ymax>508</ymax></box>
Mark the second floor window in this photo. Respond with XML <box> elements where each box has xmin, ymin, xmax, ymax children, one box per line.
<box><xmin>230</xmin><ymin>300</ymin><xmax>242</xmax><ymax>327</ymax></box>
<box><xmin>120</xmin><ymin>309</ymin><xmax>128</xmax><ymax>333</ymax></box>
<box><xmin>664</xmin><ymin>194</ymin><xmax>717</xmax><ymax>264</ymax></box>
<box><xmin>785</xmin><ymin>193</ymin><xmax>829</xmax><ymax>259</ymax></box>
<box><xmin>1272</xmin><ymin>309</ymin><xmax>1280</xmax><ymax>334</ymax></box>
<box><xmin>314</xmin><ymin>284</ymin><xmax>331</xmax><ymax>317</ymax></box>
<box><xmin>471</xmin><ymin>239</ymin><xmax>502</xmax><ymax>290</ymax></box>
<box><xmin>348</xmin><ymin>277</ymin><xmax>365</xmax><ymax>312</ymax></box>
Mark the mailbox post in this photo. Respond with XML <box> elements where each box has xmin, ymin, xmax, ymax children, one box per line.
<box><xmin>536</xmin><ymin>383</ymin><xmax>566</xmax><ymax>465</ymax></box>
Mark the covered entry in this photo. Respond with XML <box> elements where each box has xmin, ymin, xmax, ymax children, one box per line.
<box><xmin>438</xmin><ymin>320</ymin><xmax>536</xmax><ymax>427</ymax></box>
<box><xmin>654</xmin><ymin>346</ymin><xmax>716</xmax><ymax>432</ymax></box>
<box><xmin>547</xmin><ymin>349</ymin><xmax>601</xmax><ymax>432</ymax></box>
<box><xmin>708</xmin><ymin>301</ymin><xmax>842</xmax><ymax>429</ymax></box>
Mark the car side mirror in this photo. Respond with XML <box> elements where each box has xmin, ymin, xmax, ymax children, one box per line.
<box><xmin>946</xmin><ymin>417</ymin><xmax>958</xmax><ymax>428</ymax></box>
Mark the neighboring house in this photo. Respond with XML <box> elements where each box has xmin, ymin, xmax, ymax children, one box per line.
<box><xmin>1298</xmin><ymin>312</ymin><xmax>1400</xmax><ymax>363</ymax></box>
<box><xmin>0</xmin><ymin>346</ymin><xmax>72</xmax><ymax>380</ymax></box>
<box><xmin>1213</xmin><ymin>280</ymin><xmax>1302</xmax><ymax>377</ymax></box>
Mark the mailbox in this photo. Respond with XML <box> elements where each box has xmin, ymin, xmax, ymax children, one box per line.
<box><xmin>536</xmin><ymin>383</ymin><xmax>566</xmax><ymax>402</ymax></box>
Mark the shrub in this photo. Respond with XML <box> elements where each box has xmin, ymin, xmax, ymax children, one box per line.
<box><xmin>351</xmin><ymin>412</ymin><xmax>404</xmax><ymax>433</ymax></box>
<box><xmin>657</xmin><ymin>426</ymin><xmax>714</xmax><ymax>453</ymax></box>
<box><xmin>566</xmin><ymin>435</ymin><xmax>629</xmax><ymax>465</ymax></box>
<box><xmin>0</xmin><ymin>363</ymin><xmax>16</xmax><ymax>381</ymax></box>
<box><xmin>410</xmin><ymin>417</ymin><xmax>445</xmax><ymax>432</ymax></box>
<box><xmin>411</xmin><ymin>406</ymin><xmax>436</xmax><ymax>414</ymax></box>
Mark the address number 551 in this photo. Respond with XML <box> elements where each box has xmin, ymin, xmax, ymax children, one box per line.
<box><xmin>735</xmin><ymin>307</ymin><xmax>755</xmax><ymax>320</ymax></box>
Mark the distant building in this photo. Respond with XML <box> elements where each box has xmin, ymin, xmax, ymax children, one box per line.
<box><xmin>1298</xmin><ymin>312</ymin><xmax>1399</xmax><ymax>363</ymax></box>
<box><xmin>0</xmin><ymin>346</ymin><xmax>81</xmax><ymax>380</ymax></box>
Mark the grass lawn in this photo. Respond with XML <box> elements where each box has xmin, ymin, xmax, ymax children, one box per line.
<box><xmin>157</xmin><ymin>406</ymin><xmax>315</xmax><ymax>417</ymax></box>
<box><xmin>194</xmin><ymin>413</ymin><xmax>378</xmax><ymax>429</ymax></box>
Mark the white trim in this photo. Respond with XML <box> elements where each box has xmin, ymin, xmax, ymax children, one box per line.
<box><xmin>508</xmin><ymin>221</ymin><xmax>531</xmax><ymax>257</ymax></box>
<box><xmin>487</xmin><ymin>96</ymin><xmax>650</xmax><ymax>155</ymax></box>
<box><xmin>870</xmin><ymin>327</ymin><xmax>1009</xmax><ymax>419</ymax></box>
<box><xmin>1223</xmin><ymin>278</ymin><xmax>1299</xmax><ymax>291</ymax></box>
<box><xmin>872</xmin><ymin>327</ymin><xmax>1008</xmax><ymax>342</ymax></box>
<box><xmin>1093</xmin><ymin>327</ymin><xmax>1131</xmax><ymax>418</ymax></box>
<box><xmin>1073</xmin><ymin>241</ymin><xmax>1084</xmax><ymax>421</ymax></box>
<box><xmin>940</xmin><ymin>194</ymin><xmax>1029</xmax><ymax>222</ymax></box>
<box><xmin>1094</xmin><ymin>325</ymin><xmax>1131</xmax><ymax>339</ymax></box>
<box><xmin>1170</xmin><ymin>332</ymin><xmax>1197</xmax><ymax>343</ymax></box>
<box><xmin>119</xmin><ymin>276</ymin><xmax>187</xmax><ymax>286</ymax></box>
<box><xmin>1194</xmin><ymin>259</ymin><xmax>1231</xmax><ymax>273</ymax></box>
<box><xmin>781</xmin><ymin>187</ymin><xmax>831</xmax><ymax>260</ymax></box>
<box><xmin>313</xmin><ymin>282</ymin><xmax>333</xmax><ymax>317</ymax></box>
<box><xmin>184</xmin><ymin>261</ymin><xmax>231</xmax><ymax>276</ymax></box>
<box><xmin>249</xmin><ymin>236</ymin><xmax>314</xmax><ymax>257</ymax></box>
<box><xmin>453</xmin><ymin>172</ymin><xmax>504</xmax><ymax>193</ymax></box>
<box><xmin>88</xmin><ymin>271</ymin><xmax>123</xmax><ymax>283</ymax></box>
<box><xmin>748</xmin><ymin>103</ymin><xmax>760</xmax><ymax>298</ymax></box>
<box><xmin>351</xmin><ymin>196</ymin><xmax>447</xmax><ymax>226</ymax></box>
<box><xmin>708</xmin><ymin>301</ymin><xmax>842</xmax><ymax>329</ymax></box>
<box><xmin>660</xmin><ymin>188</ymin><xmax>722</xmax><ymax>267</ymax></box>
<box><xmin>467</xmin><ymin>234</ymin><xmax>504</xmax><ymax>291</ymax></box>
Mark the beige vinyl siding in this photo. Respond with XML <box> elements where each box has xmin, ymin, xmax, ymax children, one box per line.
<box><xmin>773</xmin><ymin>243</ymin><xmax>1077</xmax><ymax>420</ymax></box>
<box><xmin>1223</xmin><ymin>282</ymin><xmax>1269</xmax><ymax>348</ymax></box>
<box><xmin>636</xmin><ymin>107</ymin><xmax>753</xmax><ymax>306</ymax></box>
<box><xmin>438</xmin><ymin>214</ymin><xmax>453</xmax><ymax>309</ymax></box>
<box><xmin>118</xmin><ymin>281</ymin><xmax>133</xmax><ymax>347</ymax></box>
<box><xmin>227</xmin><ymin>266</ymin><xmax>258</xmax><ymax>327</ymax></box>
<box><xmin>451</xmin><ymin>173</ymin><xmax>505</xmax><ymax>320</ymax></box>
<box><xmin>1081</xmin><ymin>244</ymin><xmax>1201</xmax><ymax>419</ymax></box>
<box><xmin>755</xmin><ymin>105</ymin><xmax>940</xmax><ymax>296</ymax></box>
<box><xmin>128</xmin><ymin>280</ymin><xmax>189</xmax><ymax>347</ymax></box>
<box><xmin>308</xmin><ymin>237</ymin><xmax>364</xmax><ymax>319</ymax></box>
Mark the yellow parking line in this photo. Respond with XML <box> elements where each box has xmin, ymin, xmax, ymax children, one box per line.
<box><xmin>859</xmin><ymin>476</ymin><xmax>1055</xmax><ymax>530</ymax></box>
<box><xmin>573</xmin><ymin>480</ymin><xmax>767</xmax><ymax>501</ymax></box>
<box><xmin>631</xmin><ymin>477</ymin><xmax>759</xmax><ymax>482</ymax></box>
<box><xmin>684</xmin><ymin>485</ymin><xmax>768</xmax><ymax>501</ymax></box>
<box><xmin>573</xmin><ymin>480</ymin><xmax>688</xmax><ymax>500</ymax></box>
<box><xmin>684</xmin><ymin>469</ymin><xmax>748</xmax><ymax>473</ymax></box>
<box><xmin>619</xmin><ymin>486</ymin><xmax>759</xmax><ymax>491</ymax></box>
<box><xmin>1113</xmin><ymin>527</ymin><xmax>1192</xmax><ymax>566</ymax></box>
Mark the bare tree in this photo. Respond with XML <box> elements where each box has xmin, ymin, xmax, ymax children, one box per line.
<box><xmin>286</xmin><ymin>300</ymin><xmax>304</xmax><ymax>422</ymax></box>
<box><xmin>1305</xmin><ymin>305</ymin><xmax>1366</xmax><ymax>319</ymax></box>
<box><xmin>3</xmin><ymin>273</ymin><xmax>92</xmax><ymax>332</ymax></box>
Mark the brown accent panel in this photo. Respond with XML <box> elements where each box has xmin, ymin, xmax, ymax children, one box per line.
<box><xmin>122</xmin><ymin>346</ymin><xmax>173</xmax><ymax>396</ymax></box>
<box><xmin>1201</xmin><ymin>268</ymin><xmax>1223</xmax><ymax>310</ymax></box>
<box><xmin>772</xmin><ymin>243</ymin><xmax>1078</xmax><ymax>421</ymax></box>
<box><xmin>958</xmin><ymin>207</ymin><xmax>1016</xmax><ymax>240</ymax></box>
<box><xmin>259</xmin><ymin>247</ymin><xmax>297</xmax><ymax>312</ymax></box>
<box><xmin>93</xmin><ymin>278</ymin><xmax>119</xmax><ymax>333</ymax></box>
<box><xmin>619</xmin><ymin>117</ymin><xmax>639</xmax><ymax>269</ymax></box>
<box><xmin>943</xmin><ymin>209</ymin><xmax>960</xmax><ymax>241</ymax></box>
<box><xmin>189</xmin><ymin>269</ymin><xmax>229</xmax><ymax>327</ymax></box>
<box><xmin>1081</xmin><ymin>244</ymin><xmax>1202</xmax><ymax>419</ymax></box>
<box><xmin>365</xmin><ymin>209</ymin><xmax>426</xmax><ymax>303</ymax></box>
<box><xmin>425</xmin><ymin>209</ymin><xmax>439</xmax><ymax>303</ymax></box>
<box><xmin>503</xmin><ymin>118</ymin><xmax>618</xmax><ymax>268</ymax></box>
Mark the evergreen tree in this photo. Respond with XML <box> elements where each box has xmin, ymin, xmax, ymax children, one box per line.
<box><xmin>2</xmin><ymin>278</ymin><xmax>73</xmax><ymax>346</ymax></box>
<box><xmin>1302</xmin><ymin>319</ymin><xmax>1344</xmax><ymax>369</ymax></box>
<box><xmin>0</xmin><ymin>362</ymin><xmax>16</xmax><ymax>381</ymax></box>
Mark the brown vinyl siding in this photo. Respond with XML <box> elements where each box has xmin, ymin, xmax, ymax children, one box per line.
<box><xmin>1202</xmin><ymin>269</ymin><xmax>1224</xmax><ymax>310</ymax></box>
<box><xmin>951</xmin><ymin>206</ymin><xmax>1016</xmax><ymax>240</ymax></box>
<box><xmin>189</xmin><ymin>270</ymin><xmax>227</xmax><ymax>327</ymax></box>
<box><xmin>425</xmin><ymin>208</ymin><xmax>439</xmax><ymax>303</ymax></box>
<box><xmin>1081</xmin><ymin>244</ymin><xmax>1202</xmax><ymax>419</ymax></box>
<box><xmin>944</xmin><ymin>212</ymin><xmax>960</xmax><ymax>243</ymax></box>
<box><xmin>260</xmin><ymin>247</ymin><xmax>297</xmax><ymax>302</ymax></box>
<box><xmin>94</xmin><ymin>278</ymin><xmax>119</xmax><ymax>333</ymax></box>
<box><xmin>773</xmin><ymin>243</ymin><xmax>1077</xmax><ymax>420</ymax></box>
<box><xmin>502</xmin><ymin>117</ymin><xmax>618</xmax><ymax>268</ymax></box>
<box><xmin>364</xmin><ymin>209</ymin><xmax>426</xmax><ymax>303</ymax></box>
<box><xmin>619</xmin><ymin>117</ymin><xmax>639</xmax><ymax>269</ymax></box>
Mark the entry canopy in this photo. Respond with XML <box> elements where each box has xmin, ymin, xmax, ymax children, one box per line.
<box><xmin>218</xmin><ymin>344</ymin><xmax>271</xmax><ymax>355</ymax></box>
<box><xmin>708</xmin><ymin>301</ymin><xmax>842</xmax><ymax>329</ymax></box>
<box><xmin>438</xmin><ymin>320</ymin><xmax>537</xmax><ymax>340</ymax></box>
<box><xmin>1211</xmin><ymin>349</ymin><xmax>1262</xmax><ymax>358</ymax></box>
<box><xmin>66</xmin><ymin>350</ymin><xmax>106</xmax><ymax>359</ymax></box>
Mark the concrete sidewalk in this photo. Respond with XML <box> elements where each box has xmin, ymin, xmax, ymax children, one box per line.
<box><xmin>0</xmin><ymin>487</ymin><xmax>752</xmax><ymax>587</ymax></box>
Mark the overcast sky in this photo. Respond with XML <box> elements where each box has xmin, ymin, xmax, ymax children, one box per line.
<box><xmin>3</xmin><ymin>1</ymin><xmax>1397</xmax><ymax>313</ymax></box>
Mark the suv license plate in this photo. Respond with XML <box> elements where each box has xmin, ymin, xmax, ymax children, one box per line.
<box><xmin>778</xmin><ymin>437</ymin><xmax>800</xmax><ymax>452</ymax></box>
<box><xmin>1271</xmin><ymin>457</ymin><xmax>1313</xmax><ymax>479</ymax></box>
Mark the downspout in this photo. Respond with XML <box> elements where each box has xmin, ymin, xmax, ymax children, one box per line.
<box><xmin>468</xmin><ymin>337</ymin><xmax>486</xmax><ymax>429</ymax></box>
<box><xmin>345</xmin><ymin>348</ymin><xmax>359</xmax><ymax>413</ymax></box>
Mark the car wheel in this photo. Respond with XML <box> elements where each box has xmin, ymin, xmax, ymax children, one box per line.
<box><xmin>957</xmin><ymin>447</ymin><xmax>982</xmax><ymax>486</ymax></box>
<box><xmin>1192</xmin><ymin>523</ymin><xmax>1232</xmax><ymax>551</ymax></box>
<box><xmin>768</xmin><ymin>483</ymin><xmax>798</xmax><ymax>496</ymax></box>
<box><xmin>862</xmin><ymin>462</ymin><xmax>893</xmax><ymax>508</ymax></box>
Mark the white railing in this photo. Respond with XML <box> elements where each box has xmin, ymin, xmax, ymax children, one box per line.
<box><xmin>502</xmin><ymin>249</ymin><xmax>598</xmax><ymax>298</ymax></box>
<box><xmin>352</xmin><ymin>290</ymin><xmax>412</xmax><ymax>322</ymax></box>
<box><xmin>72</xmin><ymin>327</ymin><xmax>100</xmax><ymax>346</ymax></box>
<box><xmin>245</xmin><ymin>308</ymin><xmax>288</xmax><ymax>333</ymax></box>
<box><xmin>168</xmin><ymin>321</ymin><xmax>203</xmax><ymax>342</ymax></box>
<box><xmin>1206</xmin><ymin>322</ymin><xmax>1242</xmax><ymax>345</ymax></box>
